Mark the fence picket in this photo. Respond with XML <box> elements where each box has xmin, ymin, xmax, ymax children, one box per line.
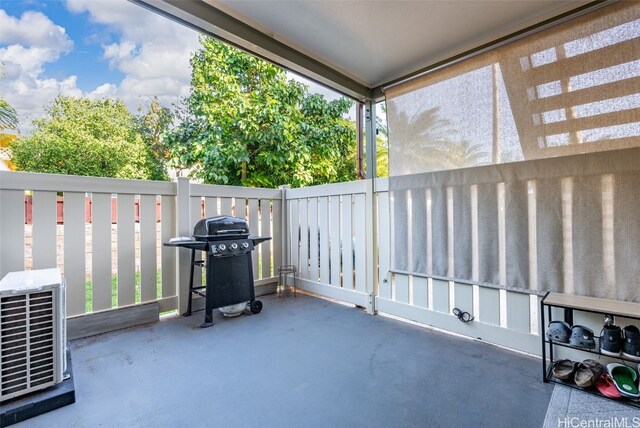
<box><xmin>308</xmin><ymin>197</ymin><xmax>318</xmax><ymax>282</ymax></box>
<box><xmin>91</xmin><ymin>193</ymin><xmax>112</xmax><ymax>311</ymax></box>
<box><xmin>260</xmin><ymin>199</ymin><xmax>271</xmax><ymax>279</ymax></box>
<box><xmin>248</xmin><ymin>199</ymin><xmax>259</xmax><ymax>279</ymax></box>
<box><xmin>161</xmin><ymin>195</ymin><xmax>176</xmax><ymax>300</ymax></box>
<box><xmin>190</xmin><ymin>196</ymin><xmax>203</xmax><ymax>288</ymax></box>
<box><xmin>272</xmin><ymin>198</ymin><xmax>282</xmax><ymax>273</ymax></box>
<box><xmin>318</xmin><ymin>197</ymin><xmax>329</xmax><ymax>284</ymax></box>
<box><xmin>0</xmin><ymin>190</ymin><xmax>24</xmax><ymax>277</ymax></box>
<box><xmin>329</xmin><ymin>196</ymin><xmax>341</xmax><ymax>287</ymax></box>
<box><xmin>32</xmin><ymin>191</ymin><xmax>57</xmax><ymax>269</ymax></box>
<box><xmin>354</xmin><ymin>194</ymin><xmax>366</xmax><ymax>293</ymax></box>
<box><xmin>64</xmin><ymin>192</ymin><xmax>86</xmax><ymax>316</ymax></box>
<box><xmin>140</xmin><ymin>194</ymin><xmax>157</xmax><ymax>302</ymax></box>
<box><xmin>341</xmin><ymin>194</ymin><xmax>353</xmax><ymax>290</ymax></box>
<box><xmin>289</xmin><ymin>199</ymin><xmax>299</xmax><ymax>274</ymax></box>
<box><xmin>117</xmin><ymin>194</ymin><xmax>136</xmax><ymax>306</ymax></box>
<box><xmin>299</xmin><ymin>199</ymin><xmax>309</xmax><ymax>280</ymax></box>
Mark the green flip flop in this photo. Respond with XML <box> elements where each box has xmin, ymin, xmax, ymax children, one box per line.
<box><xmin>607</xmin><ymin>363</ymin><xmax>640</xmax><ymax>398</ymax></box>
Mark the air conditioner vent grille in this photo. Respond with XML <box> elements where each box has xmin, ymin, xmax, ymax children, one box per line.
<box><xmin>0</xmin><ymin>289</ymin><xmax>56</xmax><ymax>399</ymax></box>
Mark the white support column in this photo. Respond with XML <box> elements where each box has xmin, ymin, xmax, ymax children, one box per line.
<box><xmin>365</xmin><ymin>101</ymin><xmax>377</xmax><ymax>180</ymax></box>
<box><xmin>365</xmin><ymin>100</ymin><xmax>378</xmax><ymax>313</ymax></box>
<box><xmin>176</xmin><ymin>177</ymin><xmax>191</xmax><ymax>315</ymax></box>
<box><xmin>365</xmin><ymin>179</ymin><xmax>376</xmax><ymax>313</ymax></box>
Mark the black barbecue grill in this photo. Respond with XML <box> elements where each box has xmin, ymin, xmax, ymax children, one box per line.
<box><xmin>164</xmin><ymin>216</ymin><xmax>271</xmax><ymax>328</ymax></box>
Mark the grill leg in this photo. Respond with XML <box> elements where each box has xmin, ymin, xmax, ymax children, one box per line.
<box><xmin>183</xmin><ymin>249</ymin><xmax>196</xmax><ymax>317</ymax></box>
<box><xmin>201</xmin><ymin>312</ymin><xmax>214</xmax><ymax>328</ymax></box>
<box><xmin>201</xmin><ymin>276</ymin><xmax>215</xmax><ymax>328</ymax></box>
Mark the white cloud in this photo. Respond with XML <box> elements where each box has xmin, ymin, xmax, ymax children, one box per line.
<box><xmin>0</xmin><ymin>10</ymin><xmax>73</xmax><ymax>53</ymax></box>
<box><xmin>0</xmin><ymin>45</ymin><xmax>63</xmax><ymax>77</ymax></box>
<box><xmin>102</xmin><ymin>41</ymin><xmax>137</xmax><ymax>66</ymax></box>
<box><xmin>5</xmin><ymin>74</ymin><xmax>82</xmax><ymax>115</ymax></box>
<box><xmin>66</xmin><ymin>0</ymin><xmax>199</xmax><ymax>111</ymax></box>
<box><xmin>0</xmin><ymin>9</ymin><xmax>76</xmax><ymax>132</ymax></box>
<box><xmin>88</xmin><ymin>82</ymin><xmax>117</xmax><ymax>98</ymax></box>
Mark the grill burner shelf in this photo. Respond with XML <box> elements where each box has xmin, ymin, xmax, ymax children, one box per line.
<box><xmin>164</xmin><ymin>216</ymin><xmax>271</xmax><ymax>328</ymax></box>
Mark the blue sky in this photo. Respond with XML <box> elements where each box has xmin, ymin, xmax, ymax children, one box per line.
<box><xmin>2</xmin><ymin>0</ymin><xmax>125</xmax><ymax>92</ymax></box>
<box><xmin>0</xmin><ymin>0</ymin><xmax>201</xmax><ymax>133</ymax></box>
<box><xmin>0</xmin><ymin>0</ymin><xmax>340</xmax><ymax>134</ymax></box>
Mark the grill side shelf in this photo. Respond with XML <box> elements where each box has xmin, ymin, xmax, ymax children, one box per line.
<box><xmin>163</xmin><ymin>240</ymin><xmax>208</xmax><ymax>251</ymax></box>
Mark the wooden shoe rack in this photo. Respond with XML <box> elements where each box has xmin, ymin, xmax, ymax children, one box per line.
<box><xmin>541</xmin><ymin>292</ymin><xmax>640</xmax><ymax>409</ymax></box>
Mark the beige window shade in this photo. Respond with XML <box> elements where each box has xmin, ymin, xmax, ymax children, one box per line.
<box><xmin>386</xmin><ymin>2</ymin><xmax>640</xmax><ymax>301</ymax></box>
<box><xmin>386</xmin><ymin>1</ymin><xmax>640</xmax><ymax>177</ymax></box>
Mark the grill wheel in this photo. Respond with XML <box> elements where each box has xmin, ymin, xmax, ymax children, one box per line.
<box><xmin>249</xmin><ymin>300</ymin><xmax>263</xmax><ymax>314</ymax></box>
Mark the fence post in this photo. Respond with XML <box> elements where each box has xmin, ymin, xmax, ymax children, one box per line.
<box><xmin>279</xmin><ymin>185</ymin><xmax>290</xmax><ymax>268</ymax></box>
<box><xmin>366</xmin><ymin>179</ymin><xmax>377</xmax><ymax>314</ymax></box>
<box><xmin>176</xmin><ymin>177</ymin><xmax>191</xmax><ymax>315</ymax></box>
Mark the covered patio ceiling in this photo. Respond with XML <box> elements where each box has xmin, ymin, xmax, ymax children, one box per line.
<box><xmin>133</xmin><ymin>0</ymin><xmax>602</xmax><ymax>100</ymax></box>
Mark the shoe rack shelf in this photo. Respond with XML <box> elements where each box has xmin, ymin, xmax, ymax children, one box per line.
<box><xmin>541</xmin><ymin>292</ymin><xmax>640</xmax><ymax>409</ymax></box>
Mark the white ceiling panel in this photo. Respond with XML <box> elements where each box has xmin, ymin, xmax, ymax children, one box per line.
<box><xmin>137</xmin><ymin>0</ymin><xmax>600</xmax><ymax>99</ymax></box>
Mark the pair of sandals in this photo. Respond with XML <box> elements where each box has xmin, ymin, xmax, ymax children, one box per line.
<box><xmin>553</xmin><ymin>359</ymin><xmax>640</xmax><ymax>399</ymax></box>
<box><xmin>599</xmin><ymin>363</ymin><xmax>640</xmax><ymax>399</ymax></box>
<box><xmin>552</xmin><ymin>359</ymin><xmax>603</xmax><ymax>388</ymax></box>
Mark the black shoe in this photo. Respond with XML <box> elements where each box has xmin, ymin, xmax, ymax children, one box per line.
<box><xmin>547</xmin><ymin>321</ymin><xmax>571</xmax><ymax>343</ymax></box>
<box><xmin>570</xmin><ymin>325</ymin><xmax>596</xmax><ymax>349</ymax></box>
<box><xmin>600</xmin><ymin>324</ymin><xmax>623</xmax><ymax>356</ymax></box>
<box><xmin>622</xmin><ymin>325</ymin><xmax>640</xmax><ymax>361</ymax></box>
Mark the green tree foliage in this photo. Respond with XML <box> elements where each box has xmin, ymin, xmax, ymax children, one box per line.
<box><xmin>134</xmin><ymin>97</ymin><xmax>173</xmax><ymax>181</ymax></box>
<box><xmin>375</xmin><ymin>103</ymin><xmax>389</xmax><ymax>177</ymax></box>
<box><xmin>166</xmin><ymin>37</ymin><xmax>356</xmax><ymax>188</ymax></box>
<box><xmin>11</xmin><ymin>96</ymin><xmax>167</xmax><ymax>180</ymax></box>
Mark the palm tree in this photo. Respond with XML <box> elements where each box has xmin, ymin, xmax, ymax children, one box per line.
<box><xmin>0</xmin><ymin>99</ymin><xmax>17</xmax><ymax>130</ymax></box>
<box><xmin>387</xmin><ymin>103</ymin><xmax>486</xmax><ymax>175</ymax></box>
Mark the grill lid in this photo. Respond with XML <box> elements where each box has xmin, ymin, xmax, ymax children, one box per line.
<box><xmin>193</xmin><ymin>216</ymin><xmax>250</xmax><ymax>240</ymax></box>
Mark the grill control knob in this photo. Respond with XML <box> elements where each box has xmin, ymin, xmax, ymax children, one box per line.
<box><xmin>241</xmin><ymin>242</ymin><xmax>250</xmax><ymax>249</ymax></box>
<box><xmin>230</xmin><ymin>243</ymin><xmax>238</xmax><ymax>250</ymax></box>
<box><xmin>218</xmin><ymin>244</ymin><xmax>227</xmax><ymax>252</ymax></box>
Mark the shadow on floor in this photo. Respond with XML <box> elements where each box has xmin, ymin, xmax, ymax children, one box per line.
<box><xmin>14</xmin><ymin>293</ymin><xmax>553</xmax><ymax>427</ymax></box>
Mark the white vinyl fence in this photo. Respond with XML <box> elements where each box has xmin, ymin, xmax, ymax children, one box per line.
<box><xmin>0</xmin><ymin>172</ymin><xmax>283</xmax><ymax>329</ymax></box>
<box><xmin>0</xmin><ymin>172</ymin><xmax>177</xmax><ymax>317</ymax></box>
<box><xmin>285</xmin><ymin>179</ymin><xmax>383</xmax><ymax>311</ymax></box>
<box><xmin>1</xmin><ymin>171</ymin><xmax>543</xmax><ymax>354</ymax></box>
<box><xmin>287</xmin><ymin>177</ymin><xmax>543</xmax><ymax>355</ymax></box>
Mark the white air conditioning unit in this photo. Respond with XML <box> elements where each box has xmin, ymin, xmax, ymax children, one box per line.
<box><xmin>0</xmin><ymin>268</ymin><xmax>66</xmax><ymax>402</ymax></box>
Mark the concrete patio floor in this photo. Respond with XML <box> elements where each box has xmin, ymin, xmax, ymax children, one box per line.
<box><xmin>13</xmin><ymin>293</ymin><xmax>554</xmax><ymax>427</ymax></box>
